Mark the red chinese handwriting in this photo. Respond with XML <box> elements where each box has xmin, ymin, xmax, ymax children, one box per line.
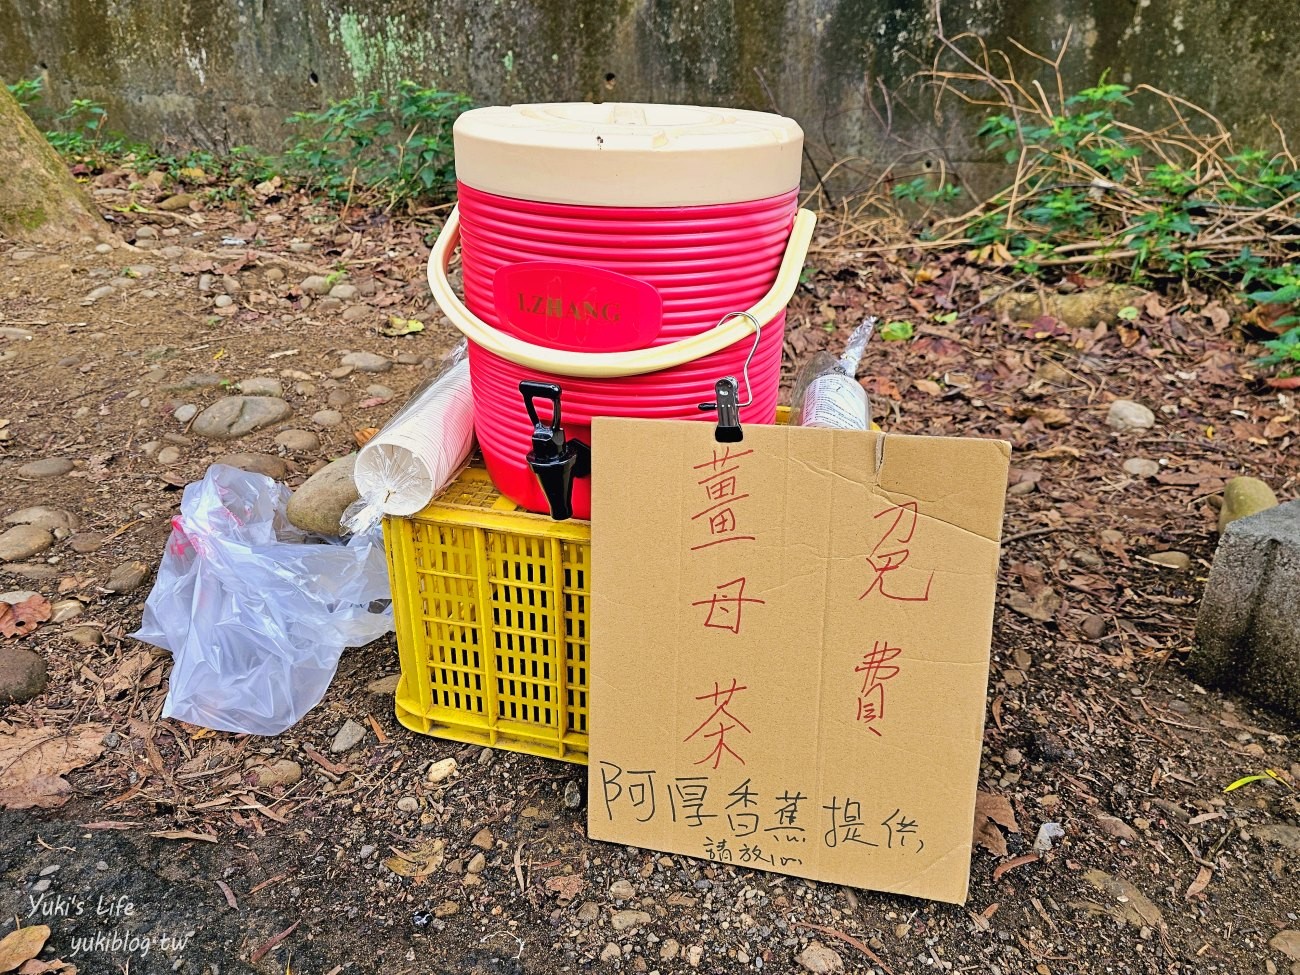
<box><xmin>690</xmin><ymin>446</ymin><xmax>755</xmax><ymax>551</ymax></box>
<box><xmin>684</xmin><ymin>679</ymin><xmax>751</xmax><ymax>768</ymax></box>
<box><xmin>859</xmin><ymin>501</ymin><xmax>935</xmax><ymax>602</ymax></box>
<box><xmin>692</xmin><ymin>576</ymin><xmax>766</xmax><ymax>634</ymax></box>
<box><xmin>853</xmin><ymin>640</ymin><xmax>902</xmax><ymax>736</ymax></box>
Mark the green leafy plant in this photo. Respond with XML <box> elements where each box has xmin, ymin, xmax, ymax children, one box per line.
<box><xmin>881</xmin><ymin>320</ymin><xmax>915</xmax><ymax>342</ymax></box>
<box><xmin>6</xmin><ymin>76</ymin><xmax>42</xmax><ymax>109</ymax></box>
<box><xmin>284</xmin><ymin>81</ymin><xmax>471</xmax><ymax>207</ymax></box>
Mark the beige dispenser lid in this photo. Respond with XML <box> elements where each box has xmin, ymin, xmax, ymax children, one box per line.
<box><xmin>452</xmin><ymin>102</ymin><xmax>803</xmax><ymax>207</ymax></box>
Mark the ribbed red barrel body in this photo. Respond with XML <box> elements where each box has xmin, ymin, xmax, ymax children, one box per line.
<box><xmin>449</xmin><ymin>102</ymin><xmax>804</xmax><ymax>519</ymax></box>
<box><xmin>459</xmin><ymin>184</ymin><xmax>794</xmax><ymax>519</ymax></box>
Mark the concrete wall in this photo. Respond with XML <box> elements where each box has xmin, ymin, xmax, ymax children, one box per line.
<box><xmin>1</xmin><ymin>1</ymin><xmax>1297</xmax><ymax>194</ymax></box>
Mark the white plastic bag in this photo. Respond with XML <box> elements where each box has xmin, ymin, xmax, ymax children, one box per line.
<box><xmin>132</xmin><ymin>464</ymin><xmax>393</xmax><ymax>735</ymax></box>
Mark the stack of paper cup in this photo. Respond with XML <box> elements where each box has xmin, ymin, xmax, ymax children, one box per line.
<box><xmin>353</xmin><ymin>357</ymin><xmax>475</xmax><ymax>517</ymax></box>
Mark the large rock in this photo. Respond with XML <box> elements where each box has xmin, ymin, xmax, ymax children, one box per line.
<box><xmin>1191</xmin><ymin>501</ymin><xmax>1300</xmax><ymax>718</ymax></box>
<box><xmin>285</xmin><ymin>454</ymin><xmax>358</xmax><ymax>536</ymax></box>
<box><xmin>0</xmin><ymin>524</ymin><xmax>54</xmax><ymax>562</ymax></box>
<box><xmin>1106</xmin><ymin>399</ymin><xmax>1155</xmax><ymax>432</ymax></box>
<box><xmin>191</xmin><ymin>396</ymin><xmax>292</xmax><ymax>439</ymax></box>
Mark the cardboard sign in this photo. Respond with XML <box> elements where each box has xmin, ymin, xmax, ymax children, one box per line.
<box><xmin>588</xmin><ymin>419</ymin><xmax>1010</xmax><ymax>905</ymax></box>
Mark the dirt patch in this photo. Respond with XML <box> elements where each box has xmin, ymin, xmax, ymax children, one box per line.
<box><xmin>1</xmin><ymin>178</ymin><xmax>1300</xmax><ymax>974</ymax></box>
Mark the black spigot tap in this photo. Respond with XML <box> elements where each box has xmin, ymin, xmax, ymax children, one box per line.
<box><xmin>520</xmin><ymin>381</ymin><xmax>590</xmax><ymax>521</ymax></box>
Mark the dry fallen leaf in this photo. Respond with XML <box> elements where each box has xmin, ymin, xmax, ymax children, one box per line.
<box><xmin>544</xmin><ymin>875</ymin><xmax>585</xmax><ymax>905</ymax></box>
<box><xmin>1008</xmin><ymin>587</ymin><xmax>1061</xmax><ymax>623</ymax></box>
<box><xmin>148</xmin><ymin>830</ymin><xmax>218</xmax><ymax>843</ymax></box>
<box><xmin>1270</xmin><ymin>930</ymin><xmax>1300</xmax><ymax>961</ymax></box>
<box><xmin>972</xmin><ymin>791</ymin><xmax>1019</xmax><ymax>857</ymax></box>
<box><xmin>1185</xmin><ymin>864</ymin><xmax>1213</xmax><ymax>900</ymax></box>
<box><xmin>0</xmin><ymin>925</ymin><xmax>50</xmax><ymax>974</ymax></box>
<box><xmin>383</xmin><ymin>838</ymin><xmax>446</xmax><ymax>880</ymax></box>
<box><xmin>0</xmin><ymin>725</ymin><xmax>110</xmax><ymax>810</ymax></box>
<box><xmin>353</xmin><ymin>427</ymin><xmax>380</xmax><ymax>448</ymax></box>
<box><xmin>0</xmin><ymin>595</ymin><xmax>52</xmax><ymax>638</ymax></box>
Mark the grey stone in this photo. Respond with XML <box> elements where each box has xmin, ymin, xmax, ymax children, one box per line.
<box><xmin>247</xmin><ymin>759</ymin><xmax>302</xmax><ymax>788</ymax></box>
<box><xmin>192</xmin><ymin>396</ymin><xmax>292</xmax><ymax>439</ymax></box>
<box><xmin>212</xmin><ymin>452</ymin><xmax>288</xmax><ymax>479</ymax></box>
<box><xmin>329</xmin><ymin>283</ymin><xmax>358</xmax><ymax>300</ymax></box>
<box><xmin>365</xmin><ymin>384</ymin><xmax>395</xmax><ymax>400</ymax></box>
<box><xmin>1123</xmin><ymin>457</ymin><xmax>1160</xmax><ymax>478</ymax></box>
<box><xmin>106</xmin><ymin>560</ymin><xmax>151</xmax><ymax>594</ymax></box>
<box><xmin>49</xmin><ymin>599</ymin><xmax>83</xmax><ymax>623</ymax></box>
<box><xmin>156</xmin><ymin>445</ymin><xmax>182</xmax><ymax>465</ymax></box>
<box><xmin>331</xmin><ymin>718</ymin><xmax>366</xmax><ymax>753</ymax></box>
<box><xmin>396</xmin><ymin>795</ymin><xmax>419</xmax><ymax>813</ymax></box>
<box><xmin>0</xmin><ymin>525</ymin><xmax>54</xmax><ymax>562</ymax></box>
<box><xmin>564</xmin><ymin>779</ymin><xmax>584</xmax><ymax>810</ymax></box>
<box><xmin>1192</xmin><ymin>502</ymin><xmax>1300</xmax><ymax>719</ymax></box>
<box><xmin>1107</xmin><ymin>399</ymin><xmax>1156</xmax><ymax>432</ymax></box>
<box><xmin>168</xmin><ymin>372</ymin><xmax>224</xmax><ymax>391</ymax></box>
<box><xmin>342</xmin><ymin>305</ymin><xmax>370</xmax><ymax>323</ymax></box>
<box><xmin>285</xmin><ymin>454</ymin><xmax>358</xmax><ymax>536</ymax></box>
<box><xmin>6</xmin><ymin>563</ymin><xmax>59</xmax><ymax>581</ymax></box>
<box><xmin>609</xmin><ymin>880</ymin><xmax>635</xmax><ymax>899</ymax></box>
<box><xmin>1220</xmin><ymin>476</ymin><xmax>1279</xmax><ymax>533</ymax></box>
<box><xmin>69</xmin><ymin>533</ymin><xmax>104</xmax><ymax>554</ymax></box>
<box><xmin>174</xmin><ymin>404</ymin><xmax>198</xmax><ymax>423</ymax></box>
<box><xmin>0</xmin><ymin>590</ymin><xmax>37</xmax><ymax>604</ymax></box>
<box><xmin>311</xmin><ymin>409</ymin><xmax>344</xmax><ymax>428</ymax></box>
<box><xmin>4</xmin><ymin>506</ymin><xmax>79</xmax><ymax>533</ymax></box>
<box><xmin>326</xmin><ymin>389</ymin><xmax>352</xmax><ymax>408</ymax></box>
<box><xmin>317</xmin><ymin>297</ymin><xmax>343</xmax><ymax>313</ymax></box>
<box><xmin>274</xmin><ymin>429</ymin><xmax>320</xmax><ymax>452</ymax></box>
<box><xmin>214</xmin><ymin>294</ymin><xmax>234</xmax><ymax>308</ymax></box>
<box><xmin>237</xmin><ymin>377</ymin><xmax>284</xmax><ymax>398</ymax></box>
<box><xmin>66</xmin><ymin>625</ymin><xmax>104</xmax><ymax>647</ymax></box>
<box><xmin>18</xmin><ymin>458</ymin><xmax>73</xmax><ymax>478</ymax></box>
<box><xmin>0</xmin><ymin>648</ymin><xmax>47</xmax><ymax>703</ymax></box>
<box><xmin>341</xmin><ymin>351</ymin><xmax>391</xmax><ymax>373</ymax></box>
<box><xmin>82</xmin><ymin>285</ymin><xmax>116</xmax><ymax>303</ymax></box>
<box><xmin>611</xmin><ymin>910</ymin><xmax>650</xmax><ymax>932</ymax></box>
<box><xmin>300</xmin><ymin>275</ymin><xmax>332</xmax><ymax>295</ymax></box>
<box><xmin>796</xmin><ymin>942</ymin><xmax>844</xmax><ymax>974</ymax></box>
<box><xmin>289</xmin><ymin>241</ymin><xmax>313</xmax><ymax>254</ymax></box>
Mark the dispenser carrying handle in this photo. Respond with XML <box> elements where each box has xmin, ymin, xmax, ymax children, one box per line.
<box><xmin>428</xmin><ymin>205</ymin><xmax>817</xmax><ymax>379</ymax></box>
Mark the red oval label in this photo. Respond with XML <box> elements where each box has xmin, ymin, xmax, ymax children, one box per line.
<box><xmin>492</xmin><ymin>261</ymin><xmax>663</xmax><ymax>353</ymax></box>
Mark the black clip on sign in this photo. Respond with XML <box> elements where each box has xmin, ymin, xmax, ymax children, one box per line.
<box><xmin>699</xmin><ymin>376</ymin><xmax>743</xmax><ymax>443</ymax></box>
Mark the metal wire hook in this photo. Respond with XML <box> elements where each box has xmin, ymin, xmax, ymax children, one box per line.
<box><xmin>698</xmin><ymin>311</ymin><xmax>762</xmax><ymax>410</ymax></box>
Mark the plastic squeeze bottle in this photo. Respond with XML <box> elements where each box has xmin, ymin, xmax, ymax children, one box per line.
<box><xmin>790</xmin><ymin>316</ymin><xmax>876</xmax><ymax>429</ymax></box>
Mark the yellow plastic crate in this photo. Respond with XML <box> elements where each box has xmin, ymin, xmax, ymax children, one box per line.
<box><xmin>384</xmin><ymin>464</ymin><xmax>593</xmax><ymax>763</ymax></box>
<box><xmin>384</xmin><ymin>407</ymin><xmax>830</xmax><ymax>764</ymax></box>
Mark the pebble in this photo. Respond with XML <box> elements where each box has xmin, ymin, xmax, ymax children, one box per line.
<box><xmin>106</xmin><ymin>561</ymin><xmax>151</xmax><ymax>593</ymax></box>
<box><xmin>687</xmin><ymin>945</ymin><xmax>704</xmax><ymax>968</ymax></box>
<box><xmin>96</xmin><ymin>861</ymin><xmax>109</xmax><ymax>872</ymax></box>
<box><xmin>4</xmin><ymin>506</ymin><xmax>79</xmax><ymax>533</ymax></box>
<box><xmin>601</xmin><ymin>943</ymin><xmax>622</xmax><ymax>963</ymax></box>
<box><xmin>659</xmin><ymin>939</ymin><xmax>681</xmax><ymax>960</ymax></box>
<box><xmin>124</xmin><ymin>264</ymin><xmax>156</xmax><ymax>278</ymax></box>
<box><xmin>289</xmin><ymin>241</ymin><xmax>313</xmax><ymax>254</ymax></box>
<box><xmin>6</xmin><ymin>564</ymin><xmax>59</xmax><ymax>581</ymax></box>
<box><xmin>0</xmin><ymin>590</ymin><xmax>37</xmax><ymax>604</ymax></box>
<box><xmin>331</xmin><ymin>719</ymin><xmax>366</xmax><ymax>753</ymax></box>
<box><xmin>157</xmin><ymin>192</ymin><xmax>195</xmax><ymax>211</ymax></box>
<box><xmin>192</xmin><ymin>396</ymin><xmax>292</xmax><ymax>439</ymax></box>
<box><xmin>67</xmin><ymin>532</ymin><xmax>104</xmax><ymax>555</ymax></box>
<box><xmin>1003</xmin><ymin>747</ymin><xmax>1023</xmax><ymax>766</ymax></box>
<box><xmin>311</xmin><ymin>409</ymin><xmax>344</xmax><ymax>428</ymax></box>
<box><xmin>1106</xmin><ymin>399</ymin><xmax>1156</xmax><ymax>432</ymax></box>
<box><xmin>213</xmin><ymin>294</ymin><xmax>234</xmax><ymax>308</ymax></box>
<box><xmin>1080</xmin><ymin>614</ymin><xmax>1107</xmax><ymax>639</ymax></box>
<box><xmin>82</xmin><ymin>285</ymin><xmax>116</xmax><ymax>304</ymax></box>
<box><xmin>796</xmin><ymin>942</ymin><xmax>843</xmax><ymax>974</ymax></box>
<box><xmin>49</xmin><ymin>599</ymin><xmax>83</xmax><ymax>623</ymax></box>
<box><xmin>342</xmin><ymin>305</ymin><xmax>370</xmax><ymax>323</ymax></box>
<box><xmin>247</xmin><ymin>759</ymin><xmax>302</xmax><ymax>788</ymax></box>
<box><xmin>612</xmin><ymin>910</ymin><xmax>650</xmax><ymax>932</ymax></box>
<box><xmin>426</xmin><ymin>757</ymin><xmax>458</xmax><ymax>784</ymax></box>
<box><xmin>0</xmin><ymin>647</ymin><xmax>48</xmax><ymax>703</ymax></box>
<box><xmin>1122</xmin><ymin>457</ymin><xmax>1160</xmax><ymax>478</ymax></box>
<box><xmin>66</xmin><ymin>626</ymin><xmax>104</xmax><ymax>647</ymax></box>
<box><xmin>434</xmin><ymin>900</ymin><xmax>459</xmax><ymax>918</ymax></box>
<box><xmin>18</xmin><ymin>458</ymin><xmax>74</xmax><ymax>478</ymax></box>
<box><xmin>329</xmin><ymin>366</ymin><xmax>354</xmax><ymax>379</ymax></box>
<box><xmin>578</xmin><ymin>902</ymin><xmax>601</xmax><ymax>923</ymax></box>
<box><xmin>564</xmin><ymin>779</ymin><xmax>584</xmax><ymax>810</ymax></box>
<box><xmin>300</xmin><ymin>275</ymin><xmax>332</xmax><ymax>295</ymax></box>
<box><xmin>157</xmin><ymin>445</ymin><xmax>182</xmax><ymax>465</ymax></box>
<box><xmin>39</xmin><ymin>865</ymin><xmax>60</xmax><ymax>877</ymax></box>
<box><xmin>198</xmin><ymin>274</ymin><xmax>215</xmax><ymax>293</ymax></box>
<box><xmin>358</xmin><ymin>844</ymin><xmax>376</xmax><ymax>859</ymax></box>
<box><xmin>169</xmin><ymin>372</ymin><xmax>224</xmax><ymax>391</ymax></box>
<box><xmin>326</xmin><ymin>389</ymin><xmax>352</xmax><ymax>409</ymax></box>
<box><xmin>264</xmin><ymin>267</ymin><xmax>285</xmax><ymax>282</ymax></box>
<box><xmin>341</xmin><ymin>351</ymin><xmax>391</xmax><ymax>373</ymax></box>
<box><xmin>294</xmin><ymin>382</ymin><xmax>317</xmax><ymax>396</ymax></box>
<box><xmin>274</xmin><ymin>429</ymin><xmax>320</xmax><ymax>453</ymax></box>
<box><xmin>0</xmin><ymin>525</ymin><xmax>55</xmax><ymax>562</ymax></box>
<box><xmin>238</xmin><ymin>377</ymin><xmax>284</xmax><ymax>398</ymax></box>
<box><xmin>609</xmin><ymin>879</ymin><xmax>635</xmax><ymax>900</ymax></box>
<box><xmin>471</xmin><ymin>828</ymin><xmax>494</xmax><ymax>850</ymax></box>
<box><xmin>366</xmin><ymin>384</ymin><xmax>395</xmax><ymax>400</ymax></box>
<box><xmin>212</xmin><ymin>452</ymin><xmax>288</xmax><ymax>479</ymax></box>
<box><xmin>466</xmin><ymin>852</ymin><xmax>486</xmax><ymax>874</ymax></box>
<box><xmin>396</xmin><ymin>353</ymin><xmax>422</xmax><ymax>366</ymax></box>
<box><xmin>174</xmin><ymin>404</ymin><xmax>198</xmax><ymax>424</ymax></box>
<box><xmin>318</xmin><ymin>297</ymin><xmax>343</xmax><ymax>313</ymax></box>
<box><xmin>94</xmin><ymin>243</ymin><xmax>113</xmax><ymax>254</ymax></box>
<box><xmin>367</xmin><ymin>674</ymin><xmax>400</xmax><ymax>695</ymax></box>
<box><xmin>159</xmin><ymin>245</ymin><xmax>186</xmax><ymax>260</ymax></box>
<box><xmin>30</xmin><ymin>879</ymin><xmax>51</xmax><ymax>894</ymax></box>
<box><xmin>396</xmin><ymin>796</ymin><xmax>419</xmax><ymax>813</ymax></box>
<box><xmin>329</xmin><ymin>284</ymin><xmax>359</xmax><ymax>300</ymax></box>
<box><xmin>1147</xmin><ymin>551</ymin><xmax>1191</xmax><ymax>571</ymax></box>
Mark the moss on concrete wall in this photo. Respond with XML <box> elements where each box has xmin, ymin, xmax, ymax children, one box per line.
<box><xmin>1</xmin><ymin>0</ymin><xmax>1297</xmax><ymax>193</ymax></box>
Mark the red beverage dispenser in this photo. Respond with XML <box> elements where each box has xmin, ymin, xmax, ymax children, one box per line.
<box><xmin>427</xmin><ymin>102</ymin><xmax>814</xmax><ymax>519</ymax></box>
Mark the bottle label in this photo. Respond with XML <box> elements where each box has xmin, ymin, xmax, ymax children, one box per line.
<box><xmin>800</xmin><ymin>375</ymin><xmax>868</xmax><ymax>430</ymax></box>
